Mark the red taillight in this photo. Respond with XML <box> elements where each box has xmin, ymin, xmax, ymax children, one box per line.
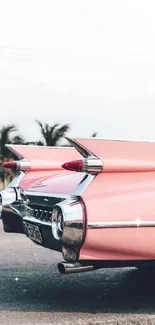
<box><xmin>2</xmin><ymin>161</ymin><xmax>17</xmax><ymax>170</ymax></box>
<box><xmin>2</xmin><ymin>160</ymin><xmax>31</xmax><ymax>171</ymax></box>
<box><xmin>62</xmin><ymin>160</ymin><xmax>83</xmax><ymax>172</ymax></box>
<box><xmin>62</xmin><ymin>158</ymin><xmax>103</xmax><ymax>174</ymax></box>
<box><xmin>3</xmin><ymin>160</ymin><xmax>62</xmax><ymax>172</ymax></box>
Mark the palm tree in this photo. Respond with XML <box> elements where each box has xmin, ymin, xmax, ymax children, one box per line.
<box><xmin>35</xmin><ymin>120</ymin><xmax>70</xmax><ymax>146</ymax></box>
<box><xmin>0</xmin><ymin>124</ymin><xmax>25</xmax><ymax>188</ymax></box>
<box><xmin>0</xmin><ymin>124</ymin><xmax>25</xmax><ymax>159</ymax></box>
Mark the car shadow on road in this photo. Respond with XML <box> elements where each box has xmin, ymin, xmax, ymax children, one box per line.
<box><xmin>0</xmin><ymin>265</ymin><xmax>154</xmax><ymax>314</ymax></box>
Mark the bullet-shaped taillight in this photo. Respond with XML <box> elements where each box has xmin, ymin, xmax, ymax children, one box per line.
<box><xmin>3</xmin><ymin>160</ymin><xmax>31</xmax><ymax>171</ymax></box>
<box><xmin>62</xmin><ymin>158</ymin><xmax>103</xmax><ymax>174</ymax></box>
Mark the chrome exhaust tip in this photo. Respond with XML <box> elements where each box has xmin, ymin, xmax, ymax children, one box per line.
<box><xmin>58</xmin><ymin>262</ymin><xmax>96</xmax><ymax>274</ymax></box>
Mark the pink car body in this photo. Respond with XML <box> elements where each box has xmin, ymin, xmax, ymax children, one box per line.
<box><xmin>1</xmin><ymin>137</ymin><xmax>155</xmax><ymax>274</ymax></box>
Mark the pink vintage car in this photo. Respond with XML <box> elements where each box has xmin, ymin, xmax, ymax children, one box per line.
<box><xmin>0</xmin><ymin>137</ymin><xmax>155</xmax><ymax>274</ymax></box>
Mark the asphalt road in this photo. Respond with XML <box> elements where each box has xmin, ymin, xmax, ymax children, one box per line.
<box><xmin>0</xmin><ymin>223</ymin><xmax>155</xmax><ymax>325</ymax></box>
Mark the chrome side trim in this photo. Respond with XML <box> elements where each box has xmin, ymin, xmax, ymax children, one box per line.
<box><xmin>87</xmin><ymin>218</ymin><xmax>155</xmax><ymax>229</ymax></box>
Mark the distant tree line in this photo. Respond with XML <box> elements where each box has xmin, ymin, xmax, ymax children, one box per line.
<box><xmin>0</xmin><ymin>120</ymin><xmax>98</xmax><ymax>188</ymax></box>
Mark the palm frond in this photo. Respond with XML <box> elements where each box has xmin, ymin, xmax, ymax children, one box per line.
<box><xmin>12</xmin><ymin>135</ymin><xmax>25</xmax><ymax>144</ymax></box>
<box><xmin>35</xmin><ymin>120</ymin><xmax>70</xmax><ymax>146</ymax></box>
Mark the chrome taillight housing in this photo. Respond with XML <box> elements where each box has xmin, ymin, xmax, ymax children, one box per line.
<box><xmin>51</xmin><ymin>197</ymin><xmax>86</xmax><ymax>260</ymax></box>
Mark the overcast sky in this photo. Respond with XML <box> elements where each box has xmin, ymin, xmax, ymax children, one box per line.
<box><xmin>0</xmin><ymin>0</ymin><xmax>155</xmax><ymax>142</ymax></box>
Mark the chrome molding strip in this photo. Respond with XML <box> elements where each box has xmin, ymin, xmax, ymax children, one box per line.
<box><xmin>22</xmin><ymin>190</ymin><xmax>69</xmax><ymax>199</ymax></box>
<box><xmin>23</xmin><ymin>216</ymin><xmax>51</xmax><ymax>226</ymax></box>
<box><xmin>65</xmin><ymin>137</ymin><xmax>95</xmax><ymax>158</ymax></box>
<box><xmin>87</xmin><ymin>218</ymin><xmax>155</xmax><ymax>229</ymax></box>
<box><xmin>71</xmin><ymin>174</ymin><xmax>95</xmax><ymax>196</ymax></box>
<box><xmin>6</xmin><ymin>144</ymin><xmax>75</xmax><ymax>149</ymax></box>
<box><xmin>8</xmin><ymin>171</ymin><xmax>26</xmax><ymax>188</ymax></box>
